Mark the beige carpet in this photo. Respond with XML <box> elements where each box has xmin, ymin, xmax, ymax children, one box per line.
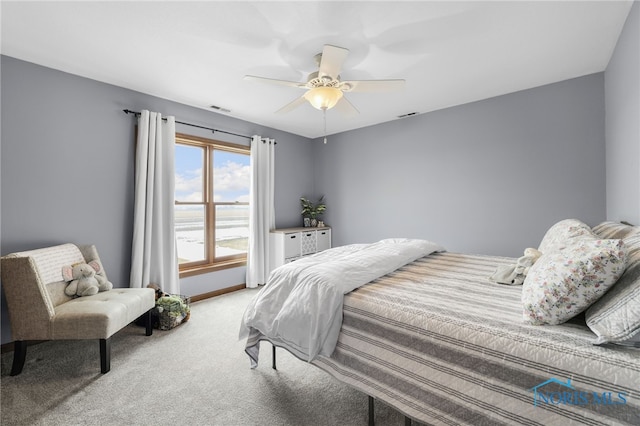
<box><xmin>1</xmin><ymin>288</ymin><xmax>408</xmax><ymax>425</ymax></box>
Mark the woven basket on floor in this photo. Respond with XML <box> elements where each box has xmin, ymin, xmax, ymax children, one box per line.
<box><xmin>153</xmin><ymin>294</ymin><xmax>191</xmax><ymax>330</ymax></box>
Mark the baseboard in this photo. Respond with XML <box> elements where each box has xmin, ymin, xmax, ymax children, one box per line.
<box><xmin>189</xmin><ymin>283</ymin><xmax>246</xmax><ymax>303</ymax></box>
<box><xmin>0</xmin><ymin>283</ymin><xmax>247</xmax><ymax>354</ymax></box>
<box><xmin>2</xmin><ymin>341</ymin><xmax>15</xmax><ymax>354</ymax></box>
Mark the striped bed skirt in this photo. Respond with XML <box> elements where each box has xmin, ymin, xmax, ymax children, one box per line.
<box><xmin>311</xmin><ymin>252</ymin><xmax>640</xmax><ymax>425</ymax></box>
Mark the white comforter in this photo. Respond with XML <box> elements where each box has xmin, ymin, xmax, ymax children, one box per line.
<box><xmin>240</xmin><ymin>238</ymin><xmax>444</xmax><ymax>366</ymax></box>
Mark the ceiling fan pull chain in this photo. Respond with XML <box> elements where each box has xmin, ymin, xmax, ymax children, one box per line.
<box><xmin>323</xmin><ymin>109</ymin><xmax>328</xmax><ymax>144</ymax></box>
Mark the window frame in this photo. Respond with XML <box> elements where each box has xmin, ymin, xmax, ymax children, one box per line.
<box><xmin>174</xmin><ymin>133</ymin><xmax>250</xmax><ymax>278</ymax></box>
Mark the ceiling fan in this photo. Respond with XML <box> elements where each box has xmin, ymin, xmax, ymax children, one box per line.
<box><xmin>244</xmin><ymin>44</ymin><xmax>405</xmax><ymax>115</ymax></box>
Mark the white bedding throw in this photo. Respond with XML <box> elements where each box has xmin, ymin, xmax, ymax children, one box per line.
<box><xmin>240</xmin><ymin>238</ymin><xmax>444</xmax><ymax>366</ymax></box>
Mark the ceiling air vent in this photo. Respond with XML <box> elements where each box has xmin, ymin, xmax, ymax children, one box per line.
<box><xmin>210</xmin><ymin>105</ymin><xmax>231</xmax><ymax>113</ymax></box>
<box><xmin>397</xmin><ymin>112</ymin><xmax>419</xmax><ymax>119</ymax></box>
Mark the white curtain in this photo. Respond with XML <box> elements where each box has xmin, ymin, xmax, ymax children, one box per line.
<box><xmin>246</xmin><ymin>135</ymin><xmax>275</xmax><ymax>288</ymax></box>
<box><xmin>130</xmin><ymin>110</ymin><xmax>180</xmax><ymax>294</ymax></box>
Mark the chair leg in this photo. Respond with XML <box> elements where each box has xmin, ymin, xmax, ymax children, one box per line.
<box><xmin>272</xmin><ymin>344</ymin><xmax>277</xmax><ymax>370</ymax></box>
<box><xmin>145</xmin><ymin>309</ymin><xmax>153</xmax><ymax>336</ymax></box>
<box><xmin>10</xmin><ymin>340</ymin><xmax>27</xmax><ymax>376</ymax></box>
<box><xmin>368</xmin><ymin>395</ymin><xmax>374</xmax><ymax>426</ymax></box>
<box><xmin>100</xmin><ymin>338</ymin><xmax>111</xmax><ymax>374</ymax></box>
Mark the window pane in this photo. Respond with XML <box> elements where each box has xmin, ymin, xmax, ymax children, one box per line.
<box><xmin>215</xmin><ymin>205</ymin><xmax>249</xmax><ymax>256</ymax></box>
<box><xmin>212</xmin><ymin>149</ymin><xmax>250</xmax><ymax>202</ymax></box>
<box><xmin>175</xmin><ymin>144</ymin><xmax>204</xmax><ymax>202</ymax></box>
<box><xmin>175</xmin><ymin>205</ymin><xmax>206</xmax><ymax>264</ymax></box>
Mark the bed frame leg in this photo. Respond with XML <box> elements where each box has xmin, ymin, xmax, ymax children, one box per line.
<box><xmin>367</xmin><ymin>395</ymin><xmax>410</xmax><ymax>425</ymax></box>
<box><xmin>272</xmin><ymin>344</ymin><xmax>277</xmax><ymax>370</ymax></box>
<box><xmin>368</xmin><ymin>395</ymin><xmax>374</xmax><ymax>426</ymax></box>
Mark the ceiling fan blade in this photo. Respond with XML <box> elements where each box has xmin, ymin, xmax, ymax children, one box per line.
<box><xmin>341</xmin><ymin>79</ymin><xmax>406</xmax><ymax>93</ymax></box>
<box><xmin>318</xmin><ymin>45</ymin><xmax>349</xmax><ymax>80</ymax></box>
<box><xmin>334</xmin><ymin>96</ymin><xmax>359</xmax><ymax>116</ymax></box>
<box><xmin>275</xmin><ymin>95</ymin><xmax>308</xmax><ymax>114</ymax></box>
<box><xmin>244</xmin><ymin>75</ymin><xmax>305</xmax><ymax>89</ymax></box>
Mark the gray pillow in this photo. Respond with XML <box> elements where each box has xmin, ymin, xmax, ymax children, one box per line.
<box><xmin>586</xmin><ymin>222</ymin><xmax>640</xmax><ymax>344</ymax></box>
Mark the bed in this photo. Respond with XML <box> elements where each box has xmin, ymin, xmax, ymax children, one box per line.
<box><xmin>241</xmin><ymin>220</ymin><xmax>640</xmax><ymax>425</ymax></box>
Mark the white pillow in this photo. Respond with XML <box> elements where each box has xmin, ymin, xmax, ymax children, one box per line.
<box><xmin>537</xmin><ymin>218</ymin><xmax>596</xmax><ymax>253</ymax></box>
<box><xmin>522</xmin><ymin>239</ymin><xmax>627</xmax><ymax>325</ymax></box>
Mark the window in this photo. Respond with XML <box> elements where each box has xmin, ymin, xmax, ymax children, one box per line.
<box><xmin>174</xmin><ymin>133</ymin><xmax>250</xmax><ymax>277</ymax></box>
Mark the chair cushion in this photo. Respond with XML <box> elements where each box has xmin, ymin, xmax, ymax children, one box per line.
<box><xmin>52</xmin><ymin>288</ymin><xmax>155</xmax><ymax>339</ymax></box>
<box><xmin>10</xmin><ymin>244</ymin><xmax>86</xmax><ymax>307</ymax></box>
<box><xmin>12</xmin><ymin>243</ymin><xmax>85</xmax><ymax>286</ymax></box>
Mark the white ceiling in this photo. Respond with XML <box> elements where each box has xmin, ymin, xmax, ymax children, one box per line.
<box><xmin>1</xmin><ymin>1</ymin><xmax>633</xmax><ymax>139</ymax></box>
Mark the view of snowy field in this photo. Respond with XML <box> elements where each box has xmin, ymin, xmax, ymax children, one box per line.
<box><xmin>175</xmin><ymin>207</ymin><xmax>248</xmax><ymax>263</ymax></box>
<box><xmin>174</xmin><ymin>142</ymin><xmax>251</xmax><ymax>264</ymax></box>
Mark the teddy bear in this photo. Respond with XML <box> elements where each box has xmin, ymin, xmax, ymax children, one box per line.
<box><xmin>147</xmin><ymin>283</ymin><xmax>168</xmax><ymax>300</ymax></box>
<box><xmin>88</xmin><ymin>259</ymin><xmax>113</xmax><ymax>292</ymax></box>
<box><xmin>519</xmin><ymin>248</ymin><xmax>543</xmax><ymax>275</ymax></box>
<box><xmin>489</xmin><ymin>247</ymin><xmax>543</xmax><ymax>285</ymax></box>
<box><xmin>62</xmin><ymin>260</ymin><xmax>112</xmax><ymax>297</ymax></box>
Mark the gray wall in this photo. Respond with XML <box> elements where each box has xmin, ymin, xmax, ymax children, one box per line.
<box><xmin>0</xmin><ymin>55</ymin><xmax>313</xmax><ymax>343</ymax></box>
<box><xmin>605</xmin><ymin>1</ymin><xmax>640</xmax><ymax>225</ymax></box>
<box><xmin>312</xmin><ymin>73</ymin><xmax>607</xmax><ymax>257</ymax></box>
<box><xmin>2</xmin><ymin>24</ymin><xmax>635</xmax><ymax>344</ymax></box>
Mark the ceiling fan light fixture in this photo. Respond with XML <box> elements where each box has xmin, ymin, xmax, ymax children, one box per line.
<box><xmin>304</xmin><ymin>86</ymin><xmax>343</xmax><ymax>110</ymax></box>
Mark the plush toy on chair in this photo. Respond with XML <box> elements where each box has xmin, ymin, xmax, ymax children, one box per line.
<box><xmin>89</xmin><ymin>259</ymin><xmax>113</xmax><ymax>292</ymax></box>
<box><xmin>62</xmin><ymin>260</ymin><xmax>112</xmax><ymax>297</ymax></box>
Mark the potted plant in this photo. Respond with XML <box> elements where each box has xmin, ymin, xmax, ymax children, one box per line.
<box><xmin>300</xmin><ymin>196</ymin><xmax>326</xmax><ymax>227</ymax></box>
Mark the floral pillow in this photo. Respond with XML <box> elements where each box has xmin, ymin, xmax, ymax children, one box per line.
<box><xmin>522</xmin><ymin>238</ymin><xmax>627</xmax><ymax>325</ymax></box>
<box><xmin>537</xmin><ymin>218</ymin><xmax>596</xmax><ymax>253</ymax></box>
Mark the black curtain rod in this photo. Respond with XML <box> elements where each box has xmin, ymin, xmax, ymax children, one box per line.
<box><xmin>123</xmin><ymin>109</ymin><xmax>253</xmax><ymax>141</ymax></box>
